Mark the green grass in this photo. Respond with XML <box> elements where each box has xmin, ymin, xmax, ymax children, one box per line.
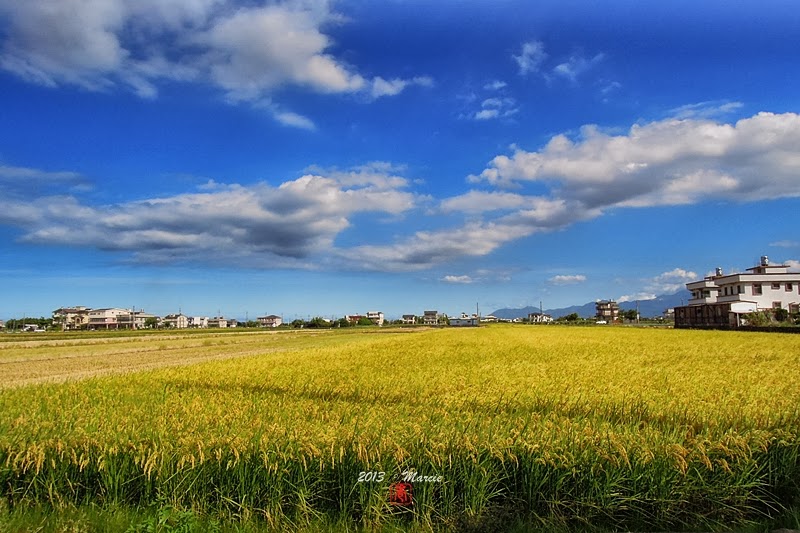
<box><xmin>1</xmin><ymin>326</ymin><xmax>799</xmax><ymax>531</ymax></box>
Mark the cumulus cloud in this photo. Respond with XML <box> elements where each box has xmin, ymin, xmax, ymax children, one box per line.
<box><xmin>616</xmin><ymin>268</ymin><xmax>698</xmax><ymax>302</ymax></box>
<box><xmin>618</xmin><ymin>292</ymin><xmax>657</xmax><ymax>303</ymax></box>
<box><xmin>648</xmin><ymin>268</ymin><xmax>699</xmax><ymax>293</ymax></box>
<box><xmin>786</xmin><ymin>259</ymin><xmax>800</xmax><ymax>272</ymax></box>
<box><xmin>549</xmin><ymin>274</ymin><xmax>586</xmax><ymax>285</ymax></box>
<box><xmin>308</xmin><ymin>162</ymin><xmax>410</xmax><ymax>190</ymax></box>
<box><xmin>1</xmin><ymin>164</ymin><xmax>417</xmax><ymax>268</ymax></box>
<box><xmin>473</xmin><ymin>112</ymin><xmax>800</xmax><ymax>211</ymax></box>
<box><xmin>343</xmin><ymin>222</ymin><xmax>534</xmax><ymax>272</ymax></box>
<box><xmin>513</xmin><ymin>41</ymin><xmax>546</xmax><ymax>75</ymax></box>
<box><xmin>0</xmin><ymin>0</ymin><xmax>430</xmax><ymax>123</ymax></box>
<box><xmin>440</xmin><ymin>191</ymin><xmax>528</xmax><ymax>214</ymax></box>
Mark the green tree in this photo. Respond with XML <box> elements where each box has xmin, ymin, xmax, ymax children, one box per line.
<box><xmin>144</xmin><ymin>317</ymin><xmax>159</xmax><ymax>329</ymax></box>
<box><xmin>563</xmin><ymin>313</ymin><xmax>580</xmax><ymax>322</ymax></box>
<box><xmin>623</xmin><ymin>309</ymin><xmax>639</xmax><ymax>321</ymax></box>
<box><xmin>774</xmin><ymin>308</ymin><xmax>789</xmax><ymax>323</ymax></box>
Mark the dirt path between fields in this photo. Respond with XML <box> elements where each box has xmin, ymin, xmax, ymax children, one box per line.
<box><xmin>0</xmin><ymin>346</ymin><xmax>288</xmax><ymax>389</ymax></box>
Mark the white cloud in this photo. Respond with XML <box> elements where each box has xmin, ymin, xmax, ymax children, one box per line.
<box><xmin>370</xmin><ymin>76</ymin><xmax>433</xmax><ymax>98</ymax></box>
<box><xmin>669</xmin><ymin>101</ymin><xmax>744</xmax><ymax>120</ymax></box>
<box><xmin>440</xmin><ymin>190</ymin><xmax>528</xmax><ymax>214</ymax></box>
<box><xmin>618</xmin><ymin>292</ymin><xmax>657</xmax><ymax>303</ymax></box>
<box><xmin>549</xmin><ymin>274</ymin><xmax>586</xmax><ymax>285</ymax></box>
<box><xmin>513</xmin><ymin>41</ymin><xmax>546</xmax><ymax>75</ymax></box>
<box><xmin>273</xmin><ymin>110</ymin><xmax>317</xmax><ymax>131</ymax></box>
<box><xmin>475</xmin><ymin>109</ymin><xmax>499</xmax><ymax>120</ymax></box>
<box><xmin>552</xmin><ymin>52</ymin><xmax>604</xmax><ymax>83</ymax></box>
<box><xmin>0</xmin><ymin>164</ymin><xmax>84</xmax><ymax>184</ymax></box>
<box><xmin>1</xmin><ymin>164</ymin><xmax>418</xmax><ymax>268</ymax></box>
<box><xmin>471</xmin><ymin>97</ymin><xmax>518</xmax><ymax>121</ymax></box>
<box><xmin>201</xmin><ymin>5</ymin><xmax>366</xmax><ymax>99</ymax></box>
<box><xmin>600</xmin><ymin>80</ymin><xmax>622</xmax><ymax>95</ymax></box>
<box><xmin>441</xmin><ymin>275</ymin><xmax>474</xmax><ymax>284</ymax></box>
<box><xmin>786</xmin><ymin>259</ymin><xmax>800</xmax><ymax>272</ymax></box>
<box><xmin>343</xmin><ymin>221</ymin><xmax>534</xmax><ymax>272</ymax></box>
<box><xmin>648</xmin><ymin>268</ymin><xmax>698</xmax><ymax>294</ymax></box>
<box><xmin>615</xmin><ymin>268</ymin><xmax>698</xmax><ymax>302</ymax></box>
<box><xmin>309</xmin><ymin>162</ymin><xmax>409</xmax><ymax>191</ymax></box>
<box><xmin>484</xmin><ymin>80</ymin><xmax>507</xmax><ymax>91</ymax></box>
<box><xmin>0</xmin><ymin>0</ymin><xmax>430</xmax><ymax>125</ymax></box>
<box><xmin>473</xmin><ymin>112</ymin><xmax>800</xmax><ymax>210</ymax></box>
<box><xmin>770</xmin><ymin>240</ymin><xmax>800</xmax><ymax>248</ymax></box>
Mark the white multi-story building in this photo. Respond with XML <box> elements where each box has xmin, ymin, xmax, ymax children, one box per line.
<box><xmin>450</xmin><ymin>312</ymin><xmax>479</xmax><ymax>327</ymax></box>
<box><xmin>189</xmin><ymin>316</ymin><xmax>209</xmax><ymax>328</ymax></box>
<box><xmin>163</xmin><ymin>313</ymin><xmax>189</xmax><ymax>329</ymax></box>
<box><xmin>527</xmin><ymin>312</ymin><xmax>553</xmax><ymax>323</ymax></box>
<box><xmin>52</xmin><ymin>306</ymin><xmax>91</xmax><ymax>330</ymax></box>
<box><xmin>423</xmin><ymin>310</ymin><xmax>439</xmax><ymax>325</ymax></box>
<box><xmin>366</xmin><ymin>311</ymin><xmax>384</xmax><ymax>326</ymax></box>
<box><xmin>257</xmin><ymin>315</ymin><xmax>283</xmax><ymax>327</ymax></box>
<box><xmin>87</xmin><ymin>308</ymin><xmax>134</xmax><ymax>329</ymax></box>
<box><xmin>208</xmin><ymin>316</ymin><xmax>228</xmax><ymax>328</ymax></box>
<box><xmin>677</xmin><ymin>256</ymin><xmax>800</xmax><ymax>327</ymax></box>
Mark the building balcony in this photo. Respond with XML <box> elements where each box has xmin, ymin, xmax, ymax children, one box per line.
<box><xmin>716</xmin><ymin>294</ymin><xmax>750</xmax><ymax>304</ymax></box>
<box><xmin>688</xmin><ymin>297</ymin><xmax>716</xmax><ymax>305</ymax></box>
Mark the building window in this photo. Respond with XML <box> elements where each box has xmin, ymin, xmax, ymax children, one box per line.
<box><xmin>753</xmin><ymin>284</ymin><xmax>762</xmax><ymax>295</ymax></box>
<box><xmin>738</xmin><ymin>285</ymin><xmax>744</xmax><ymax>294</ymax></box>
<box><xmin>786</xmin><ymin>283</ymin><xmax>793</xmax><ymax>292</ymax></box>
<box><xmin>772</xmin><ymin>301</ymin><xmax>782</xmax><ymax>309</ymax></box>
<box><xmin>772</xmin><ymin>283</ymin><xmax>780</xmax><ymax>290</ymax></box>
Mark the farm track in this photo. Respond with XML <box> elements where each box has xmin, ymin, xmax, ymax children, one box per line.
<box><xmin>0</xmin><ymin>346</ymin><xmax>288</xmax><ymax>389</ymax></box>
<box><xmin>0</xmin><ymin>331</ymin><xmax>332</xmax><ymax>388</ymax></box>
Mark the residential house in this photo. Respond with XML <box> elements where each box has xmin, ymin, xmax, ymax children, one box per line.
<box><xmin>595</xmin><ymin>300</ymin><xmax>620</xmax><ymax>323</ymax></box>
<box><xmin>132</xmin><ymin>311</ymin><xmax>158</xmax><ymax>329</ymax></box>
<box><xmin>401</xmin><ymin>314</ymin><xmax>417</xmax><ymax>324</ymax></box>
<box><xmin>207</xmin><ymin>316</ymin><xmax>228</xmax><ymax>328</ymax></box>
<box><xmin>258</xmin><ymin>315</ymin><xmax>283</xmax><ymax>327</ymax></box>
<box><xmin>162</xmin><ymin>313</ymin><xmax>189</xmax><ymax>329</ymax></box>
<box><xmin>527</xmin><ymin>312</ymin><xmax>553</xmax><ymax>323</ymax></box>
<box><xmin>423</xmin><ymin>310</ymin><xmax>439</xmax><ymax>326</ymax></box>
<box><xmin>480</xmin><ymin>315</ymin><xmax>498</xmax><ymax>323</ymax></box>
<box><xmin>366</xmin><ymin>311</ymin><xmax>385</xmax><ymax>326</ymax></box>
<box><xmin>676</xmin><ymin>256</ymin><xmax>800</xmax><ymax>328</ymax></box>
<box><xmin>87</xmin><ymin>308</ymin><xmax>135</xmax><ymax>330</ymax></box>
<box><xmin>346</xmin><ymin>314</ymin><xmax>365</xmax><ymax>324</ymax></box>
<box><xmin>0</xmin><ymin>320</ymin><xmax>4</xmax><ymax>330</ymax></box>
<box><xmin>52</xmin><ymin>306</ymin><xmax>91</xmax><ymax>330</ymax></box>
<box><xmin>189</xmin><ymin>316</ymin><xmax>208</xmax><ymax>328</ymax></box>
<box><xmin>450</xmin><ymin>313</ymin><xmax>479</xmax><ymax>327</ymax></box>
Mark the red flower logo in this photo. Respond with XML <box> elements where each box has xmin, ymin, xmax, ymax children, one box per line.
<box><xmin>388</xmin><ymin>482</ymin><xmax>413</xmax><ymax>506</ymax></box>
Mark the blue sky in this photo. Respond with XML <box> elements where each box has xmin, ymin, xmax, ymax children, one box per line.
<box><xmin>2</xmin><ymin>0</ymin><xmax>800</xmax><ymax>320</ymax></box>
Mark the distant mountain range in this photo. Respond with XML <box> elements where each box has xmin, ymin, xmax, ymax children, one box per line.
<box><xmin>490</xmin><ymin>291</ymin><xmax>687</xmax><ymax>320</ymax></box>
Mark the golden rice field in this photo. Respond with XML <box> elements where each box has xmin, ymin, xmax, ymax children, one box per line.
<box><xmin>1</xmin><ymin>325</ymin><xmax>799</xmax><ymax>531</ymax></box>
